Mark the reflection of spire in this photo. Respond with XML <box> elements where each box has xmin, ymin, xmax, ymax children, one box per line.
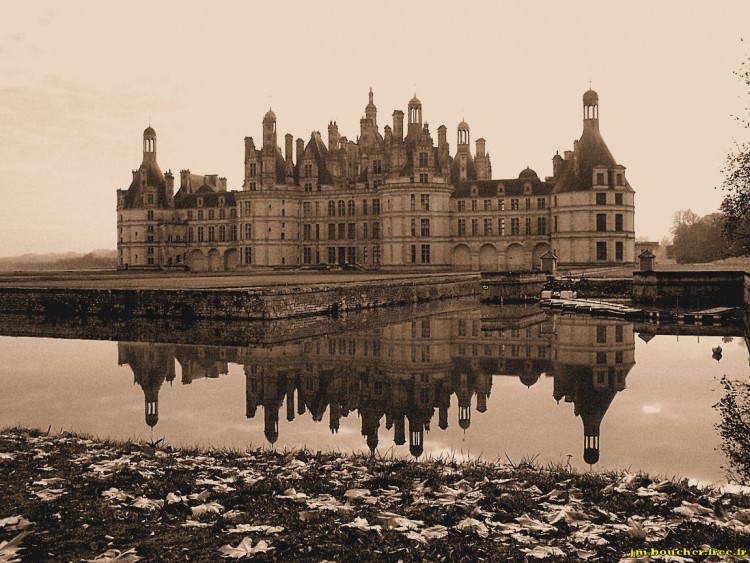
<box><xmin>118</xmin><ymin>343</ymin><xmax>175</xmax><ymax>428</ymax></box>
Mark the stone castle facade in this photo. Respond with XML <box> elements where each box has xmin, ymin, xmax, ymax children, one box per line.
<box><xmin>117</xmin><ymin>89</ymin><xmax>635</xmax><ymax>271</ymax></box>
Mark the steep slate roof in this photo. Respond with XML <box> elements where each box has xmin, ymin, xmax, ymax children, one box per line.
<box><xmin>173</xmin><ymin>189</ymin><xmax>236</xmax><ymax>209</ymax></box>
<box><xmin>451</xmin><ymin>177</ymin><xmax>553</xmax><ymax>198</ymax></box>
<box><xmin>553</xmin><ymin>122</ymin><xmax>632</xmax><ymax>193</ymax></box>
<box><xmin>121</xmin><ymin>159</ymin><xmax>168</xmax><ymax>209</ymax></box>
<box><xmin>304</xmin><ymin>132</ymin><xmax>334</xmax><ymax>185</ymax></box>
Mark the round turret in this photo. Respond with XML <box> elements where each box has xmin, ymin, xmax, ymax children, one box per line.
<box><xmin>143</xmin><ymin>126</ymin><xmax>156</xmax><ymax>137</ymax></box>
<box><xmin>519</xmin><ymin>167</ymin><xmax>538</xmax><ymax>179</ymax></box>
<box><xmin>264</xmin><ymin>109</ymin><xmax>276</xmax><ymax>121</ymax></box>
<box><xmin>583</xmin><ymin>89</ymin><xmax>599</xmax><ymax>105</ymax></box>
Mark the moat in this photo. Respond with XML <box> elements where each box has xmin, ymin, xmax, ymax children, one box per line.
<box><xmin>0</xmin><ymin>298</ymin><xmax>746</xmax><ymax>484</ymax></box>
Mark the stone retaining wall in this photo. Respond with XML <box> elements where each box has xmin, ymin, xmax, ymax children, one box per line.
<box><xmin>0</xmin><ymin>274</ymin><xmax>479</xmax><ymax>321</ymax></box>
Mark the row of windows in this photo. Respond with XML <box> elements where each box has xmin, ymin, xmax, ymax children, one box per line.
<box><xmin>301</xmin><ymin>222</ymin><xmax>381</xmax><ymax>241</ymax></box>
<box><xmin>596</xmin><ymin>214</ymin><xmax>624</xmax><ymax>232</ymax></box>
<box><xmin>186</xmin><ymin>208</ymin><xmax>237</xmax><ymax>221</ymax></box>
<box><xmin>409</xmin><ymin>244</ymin><xmax>431</xmax><ymax>264</ymax></box>
<box><xmin>457</xmin><ymin>217</ymin><xmax>547</xmax><ymax>237</ymax></box>
<box><xmin>457</xmin><ymin>197</ymin><xmax>545</xmax><ymax>212</ymax></box>
<box><xmin>596</xmin><ymin>192</ymin><xmax>625</xmax><ymax>205</ymax></box>
<box><xmin>299</xmin><ymin>246</ymin><xmax>381</xmax><ymax>265</ymax></box>
<box><xmin>595</xmin><ymin>171</ymin><xmax>624</xmax><ymax>186</ymax></box>
<box><xmin>596</xmin><ymin>241</ymin><xmax>625</xmax><ymax>261</ymax></box>
<box><xmin>187</xmin><ymin>225</ymin><xmax>238</xmax><ymax>242</ymax></box>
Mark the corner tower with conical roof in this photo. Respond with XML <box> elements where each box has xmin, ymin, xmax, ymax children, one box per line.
<box><xmin>550</xmin><ymin>90</ymin><xmax>635</xmax><ymax>267</ymax></box>
<box><xmin>116</xmin><ymin>126</ymin><xmax>179</xmax><ymax>269</ymax></box>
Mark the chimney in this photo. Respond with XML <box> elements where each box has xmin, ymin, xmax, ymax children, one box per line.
<box><xmin>244</xmin><ymin>137</ymin><xmax>255</xmax><ymax>161</ymax></box>
<box><xmin>393</xmin><ymin>110</ymin><xmax>404</xmax><ymax>141</ymax></box>
<box><xmin>285</xmin><ymin>133</ymin><xmax>293</xmax><ymax>162</ymax></box>
<box><xmin>296</xmin><ymin>138</ymin><xmax>305</xmax><ymax>163</ymax></box>
<box><xmin>476</xmin><ymin>138</ymin><xmax>486</xmax><ymax>157</ymax></box>
<box><xmin>328</xmin><ymin>121</ymin><xmax>339</xmax><ymax>151</ymax></box>
<box><xmin>438</xmin><ymin>125</ymin><xmax>447</xmax><ymax>148</ymax></box>
<box><xmin>165</xmin><ymin>170</ymin><xmax>174</xmax><ymax>201</ymax></box>
<box><xmin>180</xmin><ymin>169</ymin><xmax>190</xmax><ymax>193</ymax></box>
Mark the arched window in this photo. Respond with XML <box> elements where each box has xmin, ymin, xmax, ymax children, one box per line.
<box><xmin>338</xmin><ymin>200</ymin><xmax>345</xmax><ymax>216</ymax></box>
<box><xmin>328</xmin><ymin>201</ymin><xmax>336</xmax><ymax>216</ymax></box>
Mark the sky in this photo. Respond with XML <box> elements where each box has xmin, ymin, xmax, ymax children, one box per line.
<box><xmin>1</xmin><ymin>1</ymin><xmax>749</xmax><ymax>256</ymax></box>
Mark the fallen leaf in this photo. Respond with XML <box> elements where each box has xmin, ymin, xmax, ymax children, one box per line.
<box><xmin>85</xmin><ymin>548</ymin><xmax>142</xmax><ymax>562</ymax></box>
<box><xmin>455</xmin><ymin>517</ymin><xmax>489</xmax><ymax>537</ymax></box>
<box><xmin>524</xmin><ymin>545</ymin><xmax>566</xmax><ymax>559</ymax></box>
<box><xmin>226</xmin><ymin>524</ymin><xmax>284</xmax><ymax>534</ymax></box>
<box><xmin>342</xmin><ymin>517</ymin><xmax>382</xmax><ymax>533</ymax></box>
<box><xmin>33</xmin><ymin>488</ymin><xmax>66</xmax><ymax>501</ymax></box>
<box><xmin>131</xmin><ymin>497</ymin><xmax>164</xmax><ymax>511</ymax></box>
<box><xmin>219</xmin><ymin>537</ymin><xmax>273</xmax><ymax>558</ymax></box>
<box><xmin>191</xmin><ymin>502</ymin><xmax>224</xmax><ymax>517</ymax></box>
<box><xmin>0</xmin><ymin>531</ymin><xmax>30</xmax><ymax>562</ymax></box>
<box><xmin>515</xmin><ymin>514</ymin><xmax>555</xmax><ymax>534</ymax></box>
<box><xmin>0</xmin><ymin>516</ymin><xmax>32</xmax><ymax>531</ymax></box>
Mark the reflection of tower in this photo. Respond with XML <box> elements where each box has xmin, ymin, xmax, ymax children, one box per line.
<box><xmin>552</xmin><ymin>317</ymin><xmax>635</xmax><ymax>465</ymax></box>
<box><xmin>360</xmin><ymin>369</ymin><xmax>387</xmax><ymax>453</ymax></box>
<box><xmin>454</xmin><ymin>369</ymin><xmax>473</xmax><ymax>430</ymax></box>
<box><xmin>118</xmin><ymin>343</ymin><xmax>176</xmax><ymax>428</ymax></box>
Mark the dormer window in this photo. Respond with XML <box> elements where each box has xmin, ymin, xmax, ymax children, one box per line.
<box><xmin>616</xmin><ymin>173</ymin><xmax>623</xmax><ymax>186</ymax></box>
<box><xmin>471</xmin><ymin>186</ymin><xmax>477</xmax><ymax>196</ymax></box>
<box><xmin>596</xmin><ymin>172</ymin><xmax>605</xmax><ymax>185</ymax></box>
<box><xmin>197</xmin><ymin>198</ymin><xmax>203</xmax><ymax>207</ymax></box>
<box><xmin>524</xmin><ymin>183</ymin><xmax>532</xmax><ymax>194</ymax></box>
<box><xmin>219</xmin><ymin>197</ymin><xmax>225</xmax><ymax>206</ymax></box>
<box><xmin>418</xmin><ymin>152</ymin><xmax>428</xmax><ymax>167</ymax></box>
<box><xmin>146</xmin><ymin>193</ymin><xmax>154</xmax><ymax>205</ymax></box>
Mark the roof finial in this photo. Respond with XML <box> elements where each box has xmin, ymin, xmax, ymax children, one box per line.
<box><xmin>269</xmin><ymin>94</ymin><xmax>272</xmax><ymax>111</ymax></box>
<box><xmin>588</xmin><ymin>79</ymin><xmax>592</xmax><ymax>90</ymax></box>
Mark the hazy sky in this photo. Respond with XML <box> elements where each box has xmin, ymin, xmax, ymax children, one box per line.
<box><xmin>1</xmin><ymin>1</ymin><xmax>749</xmax><ymax>256</ymax></box>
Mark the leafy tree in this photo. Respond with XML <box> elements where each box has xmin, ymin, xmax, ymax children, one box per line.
<box><xmin>716</xmin><ymin>377</ymin><xmax>750</xmax><ymax>484</ymax></box>
<box><xmin>670</xmin><ymin>210</ymin><xmax>729</xmax><ymax>263</ymax></box>
<box><xmin>720</xmin><ymin>57</ymin><xmax>750</xmax><ymax>254</ymax></box>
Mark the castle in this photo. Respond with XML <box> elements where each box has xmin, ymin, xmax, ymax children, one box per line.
<box><xmin>117</xmin><ymin>89</ymin><xmax>635</xmax><ymax>271</ymax></box>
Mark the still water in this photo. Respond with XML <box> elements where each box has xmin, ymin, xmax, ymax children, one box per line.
<box><xmin>0</xmin><ymin>299</ymin><xmax>747</xmax><ymax>483</ymax></box>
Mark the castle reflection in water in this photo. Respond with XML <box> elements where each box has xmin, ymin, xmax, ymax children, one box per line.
<box><xmin>119</xmin><ymin>304</ymin><xmax>634</xmax><ymax>465</ymax></box>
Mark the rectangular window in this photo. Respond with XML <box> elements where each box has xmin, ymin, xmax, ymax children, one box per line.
<box><xmin>219</xmin><ymin>225</ymin><xmax>226</xmax><ymax>242</ymax></box>
<box><xmin>348</xmin><ymin>223</ymin><xmax>356</xmax><ymax>239</ymax></box>
<box><xmin>511</xmin><ymin>198</ymin><xmax>519</xmax><ymax>211</ymax></box>
<box><xmin>418</xmin><ymin>152</ymin><xmax>428</xmax><ymax>167</ymax></box>
<box><xmin>596</xmin><ymin>214</ymin><xmax>607</xmax><ymax>232</ymax></box>
<box><xmin>363</xmin><ymin>223</ymin><xmax>368</xmax><ymax>239</ymax></box>
<box><xmin>499</xmin><ymin>218</ymin><xmax>506</xmax><ymax>236</ymax></box>
<box><xmin>615</xmin><ymin>214</ymin><xmax>623</xmax><ymax>232</ymax></box>
<box><xmin>484</xmin><ymin>199</ymin><xmax>491</xmax><ymax>211</ymax></box>
<box><xmin>208</xmin><ymin>209</ymin><xmax>215</xmax><ymax>220</ymax></box>
<box><xmin>483</xmin><ymin>218</ymin><xmax>492</xmax><ymax>236</ymax></box>
<box><xmin>597</xmin><ymin>241</ymin><xmax>607</xmax><ymax>261</ymax></box>
<box><xmin>537</xmin><ymin>217</ymin><xmax>546</xmax><ymax>235</ymax></box>
<box><xmin>373</xmin><ymin>246</ymin><xmax>380</xmax><ymax>264</ymax></box>
<box><xmin>616</xmin><ymin>173</ymin><xmax>623</xmax><ymax>186</ymax></box>
<box><xmin>187</xmin><ymin>210</ymin><xmax>193</xmax><ymax>220</ymax></box>
<box><xmin>596</xmin><ymin>172</ymin><xmax>605</xmax><ymax>185</ymax></box>
<box><xmin>411</xmin><ymin>244</ymin><xmax>417</xmax><ymax>263</ymax></box>
<box><xmin>328</xmin><ymin>223</ymin><xmax>336</xmax><ymax>240</ymax></box>
<box><xmin>338</xmin><ymin>223</ymin><xmax>345</xmax><ymax>240</ymax></box>
<box><xmin>328</xmin><ymin>247</ymin><xmax>336</xmax><ymax>263</ymax></box>
<box><xmin>420</xmin><ymin>218</ymin><xmax>430</xmax><ymax>237</ymax></box>
<box><xmin>419</xmin><ymin>173</ymin><xmax>428</xmax><ymax>183</ymax></box>
<box><xmin>511</xmin><ymin>218</ymin><xmax>520</xmax><ymax>236</ymax></box>
<box><xmin>615</xmin><ymin>324</ymin><xmax>624</xmax><ymax>343</ymax></box>
<box><xmin>362</xmin><ymin>199</ymin><xmax>369</xmax><ymax>215</ymax></box>
<box><xmin>421</xmin><ymin>244</ymin><xmax>430</xmax><ymax>264</ymax></box>
<box><xmin>411</xmin><ymin>218</ymin><xmax>416</xmax><ymax>237</ymax></box>
<box><xmin>525</xmin><ymin>217</ymin><xmax>532</xmax><ymax>235</ymax></box>
<box><xmin>410</xmin><ymin>194</ymin><xmax>416</xmax><ymax>211</ymax></box>
<box><xmin>244</xmin><ymin>246</ymin><xmax>252</xmax><ymax>264</ymax></box>
<box><xmin>244</xmin><ymin>223</ymin><xmax>252</xmax><ymax>240</ymax></box>
<box><xmin>525</xmin><ymin>198</ymin><xmax>531</xmax><ymax>211</ymax></box>
<box><xmin>597</xmin><ymin>325</ymin><xmax>607</xmax><ymax>343</ymax></box>
<box><xmin>219</xmin><ymin>208</ymin><xmax>225</xmax><ymax>220</ymax></box>
<box><xmin>554</xmin><ymin>216</ymin><xmax>558</xmax><ymax>233</ymax></box>
<box><xmin>208</xmin><ymin>226</ymin><xmax>215</xmax><ymax>241</ymax></box>
<box><xmin>188</xmin><ymin>227</ymin><xmax>194</xmax><ymax>242</ymax></box>
<box><xmin>197</xmin><ymin>226</ymin><xmax>204</xmax><ymax>242</ymax></box>
<box><xmin>304</xmin><ymin>182</ymin><xmax>313</xmax><ymax>192</ymax></box>
<box><xmin>347</xmin><ymin>247</ymin><xmax>356</xmax><ymax>264</ymax></box>
<box><xmin>303</xmin><ymin>202</ymin><xmax>311</xmax><ymax>217</ymax></box>
<box><xmin>372</xmin><ymin>222</ymin><xmax>380</xmax><ymax>239</ymax></box>
<box><xmin>616</xmin><ymin>241</ymin><xmax>624</xmax><ymax>261</ymax></box>
<box><xmin>537</xmin><ymin>198</ymin><xmax>546</xmax><ymax>210</ymax></box>
<box><xmin>458</xmin><ymin>219</ymin><xmax>466</xmax><ymax>236</ymax></box>
<box><xmin>498</xmin><ymin>198</ymin><xmax>505</xmax><ymax>211</ymax></box>
<box><xmin>596</xmin><ymin>192</ymin><xmax>606</xmax><ymax>205</ymax></box>
<box><xmin>230</xmin><ymin>225</ymin><xmax>237</xmax><ymax>241</ymax></box>
<box><xmin>615</xmin><ymin>193</ymin><xmax>623</xmax><ymax>205</ymax></box>
<box><xmin>458</xmin><ymin>200</ymin><xmax>466</xmax><ymax>212</ymax></box>
<box><xmin>471</xmin><ymin>199</ymin><xmax>477</xmax><ymax>211</ymax></box>
<box><xmin>471</xmin><ymin>219</ymin><xmax>478</xmax><ymax>236</ymax></box>
<box><xmin>420</xmin><ymin>194</ymin><xmax>430</xmax><ymax>211</ymax></box>
<box><xmin>304</xmin><ymin>163</ymin><xmax>312</xmax><ymax>177</ymax></box>
<box><xmin>372</xmin><ymin>199</ymin><xmax>380</xmax><ymax>215</ymax></box>
<box><xmin>373</xmin><ymin>159</ymin><xmax>382</xmax><ymax>174</ymax></box>
<box><xmin>303</xmin><ymin>224</ymin><xmax>312</xmax><ymax>241</ymax></box>
<box><xmin>249</xmin><ymin>163</ymin><xmax>257</xmax><ymax>176</ymax></box>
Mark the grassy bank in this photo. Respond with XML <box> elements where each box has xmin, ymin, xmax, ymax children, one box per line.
<box><xmin>2</xmin><ymin>428</ymin><xmax>750</xmax><ymax>562</ymax></box>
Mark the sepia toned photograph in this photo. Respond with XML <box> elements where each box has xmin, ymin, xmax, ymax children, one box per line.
<box><xmin>2</xmin><ymin>1</ymin><xmax>750</xmax><ymax>561</ymax></box>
